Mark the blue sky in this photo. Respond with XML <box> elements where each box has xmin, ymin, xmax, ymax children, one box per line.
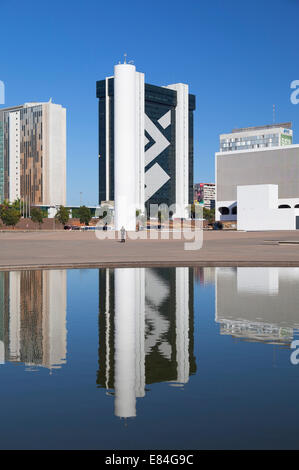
<box><xmin>1</xmin><ymin>0</ymin><xmax>298</xmax><ymax>205</ymax></box>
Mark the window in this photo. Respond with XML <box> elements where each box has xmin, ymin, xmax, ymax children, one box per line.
<box><xmin>218</xmin><ymin>207</ymin><xmax>229</xmax><ymax>215</ymax></box>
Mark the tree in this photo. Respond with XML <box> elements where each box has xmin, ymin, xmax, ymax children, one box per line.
<box><xmin>78</xmin><ymin>205</ymin><xmax>91</xmax><ymax>225</ymax></box>
<box><xmin>203</xmin><ymin>207</ymin><xmax>215</xmax><ymax>224</ymax></box>
<box><xmin>31</xmin><ymin>207</ymin><xmax>44</xmax><ymax>229</ymax></box>
<box><xmin>0</xmin><ymin>202</ymin><xmax>21</xmax><ymax>228</ymax></box>
<box><xmin>55</xmin><ymin>206</ymin><xmax>70</xmax><ymax>225</ymax></box>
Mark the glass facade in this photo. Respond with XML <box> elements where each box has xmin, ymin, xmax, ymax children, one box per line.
<box><xmin>96</xmin><ymin>79</ymin><xmax>196</xmax><ymax>208</ymax></box>
<box><xmin>220</xmin><ymin>127</ymin><xmax>293</xmax><ymax>153</ymax></box>
<box><xmin>144</xmin><ymin>83</ymin><xmax>177</xmax><ymax>209</ymax></box>
<box><xmin>1</xmin><ymin>105</ymin><xmax>44</xmax><ymax>204</ymax></box>
<box><xmin>220</xmin><ymin>133</ymin><xmax>282</xmax><ymax>152</ymax></box>
<box><xmin>20</xmin><ymin>105</ymin><xmax>43</xmax><ymax>204</ymax></box>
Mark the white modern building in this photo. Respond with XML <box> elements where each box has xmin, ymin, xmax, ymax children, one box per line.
<box><xmin>216</xmin><ymin>136</ymin><xmax>299</xmax><ymax>224</ymax></box>
<box><xmin>237</xmin><ymin>184</ymin><xmax>299</xmax><ymax>231</ymax></box>
<box><xmin>96</xmin><ymin>61</ymin><xmax>196</xmax><ymax>230</ymax></box>
<box><xmin>220</xmin><ymin>122</ymin><xmax>293</xmax><ymax>153</ymax></box>
<box><xmin>0</xmin><ymin>101</ymin><xmax>66</xmax><ymax>206</ymax></box>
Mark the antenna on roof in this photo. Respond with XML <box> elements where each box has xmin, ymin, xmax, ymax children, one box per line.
<box><xmin>273</xmin><ymin>104</ymin><xmax>276</xmax><ymax>123</ymax></box>
<box><xmin>124</xmin><ymin>53</ymin><xmax>127</xmax><ymax>64</ymax></box>
<box><xmin>49</xmin><ymin>97</ymin><xmax>52</xmax><ymax>103</ymax></box>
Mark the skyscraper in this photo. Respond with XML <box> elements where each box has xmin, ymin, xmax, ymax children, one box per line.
<box><xmin>0</xmin><ymin>101</ymin><xmax>66</xmax><ymax>206</ymax></box>
<box><xmin>96</xmin><ymin>62</ymin><xmax>196</xmax><ymax>223</ymax></box>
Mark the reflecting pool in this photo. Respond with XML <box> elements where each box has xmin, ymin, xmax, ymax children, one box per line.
<box><xmin>0</xmin><ymin>267</ymin><xmax>299</xmax><ymax>449</ymax></box>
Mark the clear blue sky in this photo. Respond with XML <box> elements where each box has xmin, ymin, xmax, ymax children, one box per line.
<box><xmin>1</xmin><ymin>0</ymin><xmax>298</xmax><ymax>205</ymax></box>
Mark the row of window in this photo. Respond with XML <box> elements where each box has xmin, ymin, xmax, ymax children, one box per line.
<box><xmin>218</xmin><ymin>204</ymin><xmax>299</xmax><ymax>215</ymax></box>
<box><xmin>221</xmin><ymin>133</ymin><xmax>280</xmax><ymax>144</ymax></box>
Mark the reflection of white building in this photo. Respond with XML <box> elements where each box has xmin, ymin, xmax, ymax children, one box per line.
<box><xmin>97</xmin><ymin>267</ymin><xmax>196</xmax><ymax>419</ymax></box>
<box><xmin>215</xmin><ymin>267</ymin><xmax>299</xmax><ymax>344</ymax></box>
<box><xmin>0</xmin><ymin>270</ymin><xmax>67</xmax><ymax>369</ymax></box>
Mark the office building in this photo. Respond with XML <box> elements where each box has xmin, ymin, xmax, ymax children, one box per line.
<box><xmin>0</xmin><ymin>101</ymin><xmax>66</xmax><ymax>206</ymax></box>
<box><xmin>96</xmin><ymin>61</ymin><xmax>196</xmax><ymax>227</ymax></box>
<box><xmin>219</xmin><ymin>122</ymin><xmax>293</xmax><ymax>153</ymax></box>
<box><xmin>194</xmin><ymin>182</ymin><xmax>215</xmax><ymax>209</ymax></box>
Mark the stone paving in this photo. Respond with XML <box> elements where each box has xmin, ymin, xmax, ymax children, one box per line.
<box><xmin>0</xmin><ymin>230</ymin><xmax>299</xmax><ymax>270</ymax></box>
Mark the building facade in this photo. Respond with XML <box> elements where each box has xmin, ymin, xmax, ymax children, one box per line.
<box><xmin>0</xmin><ymin>101</ymin><xmax>66</xmax><ymax>206</ymax></box>
<box><xmin>194</xmin><ymin>183</ymin><xmax>215</xmax><ymax>209</ymax></box>
<box><xmin>216</xmin><ymin>144</ymin><xmax>299</xmax><ymax>222</ymax></box>
<box><xmin>220</xmin><ymin>122</ymin><xmax>293</xmax><ymax>153</ymax></box>
<box><xmin>96</xmin><ymin>64</ymin><xmax>195</xmax><ymax>221</ymax></box>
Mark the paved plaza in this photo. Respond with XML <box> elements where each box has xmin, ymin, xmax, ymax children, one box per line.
<box><xmin>1</xmin><ymin>230</ymin><xmax>299</xmax><ymax>269</ymax></box>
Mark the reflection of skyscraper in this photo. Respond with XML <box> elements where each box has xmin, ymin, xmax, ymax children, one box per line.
<box><xmin>97</xmin><ymin>267</ymin><xmax>196</xmax><ymax>418</ymax></box>
<box><xmin>215</xmin><ymin>267</ymin><xmax>299</xmax><ymax>344</ymax></box>
<box><xmin>0</xmin><ymin>270</ymin><xmax>67</xmax><ymax>369</ymax></box>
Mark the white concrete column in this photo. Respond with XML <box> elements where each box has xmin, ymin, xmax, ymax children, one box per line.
<box><xmin>135</xmin><ymin>268</ymin><xmax>145</xmax><ymax>398</ymax></box>
<box><xmin>114</xmin><ymin>268</ymin><xmax>136</xmax><ymax>418</ymax></box>
<box><xmin>166</xmin><ymin>84</ymin><xmax>189</xmax><ymax>218</ymax></box>
<box><xmin>9</xmin><ymin>111</ymin><xmax>21</xmax><ymax>203</ymax></box>
<box><xmin>175</xmin><ymin>267</ymin><xmax>190</xmax><ymax>383</ymax></box>
<box><xmin>135</xmin><ymin>72</ymin><xmax>145</xmax><ymax>211</ymax></box>
<box><xmin>114</xmin><ymin>64</ymin><xmax>137</xmax><ymax>231</ymax></box>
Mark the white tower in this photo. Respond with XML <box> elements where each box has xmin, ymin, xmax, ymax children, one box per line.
<box><xmin>114</xmin><ymin>63</ymin><xmax>137</xmax><ymax>231</ymax></box>
<box><xmin>114</xmin><ymin>268</ymin><xmax>137</xmax><ymax>418</ymax></box>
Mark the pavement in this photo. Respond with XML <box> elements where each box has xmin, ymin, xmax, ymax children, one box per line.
<box><xmin>1</xmin><ymin>230</ymin><xmax>299</xmax><ymax>270</ymax></box>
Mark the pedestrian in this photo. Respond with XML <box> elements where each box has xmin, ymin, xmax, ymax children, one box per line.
<box><xmin>120</xmin><ymin>226</ymin><xmax>126</xmax><ymax>243</ymax></box>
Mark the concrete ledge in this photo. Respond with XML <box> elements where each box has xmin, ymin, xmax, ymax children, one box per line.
<box><xmin>2</xmin><ymin>260</ymin><xmax>299</xmax><ymax>272</ymax></box>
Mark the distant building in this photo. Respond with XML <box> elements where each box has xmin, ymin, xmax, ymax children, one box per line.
<box><xmin>96</xmin><ymin>62</ymin><xmax>196</xmax><ymax>222</ymax></box>
<box><xmin>220</xmin><ymin>122</ymin><xmax>293</xmax><ymax>153</ymax></box>
<box><xmin>0</xmin><ymin>101</ymin><xmax>66</xmax><ymax>206</ymax></box>
<box><xmin>194</xmin><ymin>183</ymin><xmax>215</xmax><ymax>209</ymax></box>
<box><xmin>216</xmin><ymin>145</ymin><xmax>299</xmax><ymax>222</ymax></box>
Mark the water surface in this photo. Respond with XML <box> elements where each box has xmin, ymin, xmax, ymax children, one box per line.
<box><xmin>0</xmin><ymin>266</ymin><xmax>299</xmax><ymax>449</ymax></box>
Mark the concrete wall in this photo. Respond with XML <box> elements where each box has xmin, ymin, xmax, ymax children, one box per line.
<box><xmin>237</xmin><ymin>184</ymin><xmax>299</xmax><ymax>231</ymax></box>
<box><xmin>166</xmin><ymin>83</ymin><xmax>189</xmax><ymax>218</ymax></box>
<box><xmin>216</xmin><ymin>144</ymin><xmax>299</xmax><ymax>221</ymax></box>
<box><xmin>43</xmin><ymin>103</ymin><xmax>66</xmax><ymax>206</ymax></box>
